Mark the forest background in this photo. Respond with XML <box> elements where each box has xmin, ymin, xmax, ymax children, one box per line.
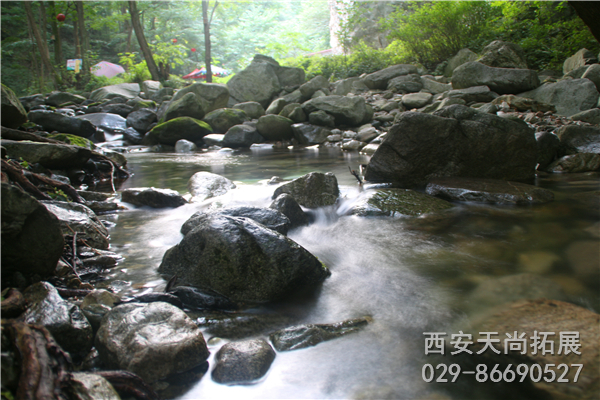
<box><xmin>2</xmin><ymin>0</ymin><xmax>599</xmax><ymax>97</ymax></box>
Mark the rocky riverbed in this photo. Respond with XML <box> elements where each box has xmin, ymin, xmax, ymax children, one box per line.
<box><xmin>1</xmin><ymin>42</ymin><xmax>599</xmax><ymax>399</ymax></box>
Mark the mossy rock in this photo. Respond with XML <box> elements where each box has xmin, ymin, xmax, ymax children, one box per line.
<box><xmin>350</xmin><ymin>188</ymin><xmax>454</xmax><ymax>217</ymax></box>
<box><xmin>132</xmin><ymin>100</ymin><xmax>157</xmax><ymax>112</ymax></box>
<box><xmin>203</xmin><ymin>108</ymin><xmax>249</xmax><ymax>134</ymax></box>
<box><xmin>143</xmin><ymin>117</ymin><xmax>212</xmax><ymax>146</ymax></box>
<box><xmin>48</xmin><ymin>133</ymin><xmax>96</xmax><ymax>150</ymax></box>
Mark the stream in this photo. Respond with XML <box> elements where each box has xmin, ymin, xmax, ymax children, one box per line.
<box><xmin>99</xmin><ymin>145</ymin><xmax>599</xmax><ymax>399</ymax></box>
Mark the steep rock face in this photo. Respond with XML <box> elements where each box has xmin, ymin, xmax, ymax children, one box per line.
<box><xmin>158</xmin><ymin>214</ymin><xmax>330</xmax><ymax>304</ymax></box>
<box><xmin>365</xmin><ymin>105</ymin><xmax>536</xmax><ymax>187</ymax></box>
<box><xmin>451</xmin><ymin>62</ymin><xmax>540</xmax><ymax>94</ymax></box>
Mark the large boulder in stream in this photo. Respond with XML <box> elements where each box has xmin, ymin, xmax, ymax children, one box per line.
<box><xmin>451</xmin><ymin>61</ymin><xmax>540</xmax><ymax>94</ymax></box>
<box><xmin>518</xmin><ymin>79</ymin><xmax>599</xmax><ymax>117</ymax></box>
<box><xmin>95</xmin><ymin>301</ymin><xmax>209</xmax><ymax>383</ymax></box>
<box><xmin>182</xmin><ymin>206</ymin><xmax>291</xmax><ymax>235</ymax></box>
<box><xmin>143</xmin><ymin>117</ymin><xmax>212</xmax><ymax>146</ymax></box>
<box><xmin>1</xmin><ymin>183</ymin><xmax>64</xmax><ymax>281</ymax></box>
<box><xmin>222</xmin><ymin>124</ymin><xmax>265</xmax><ymax>148</ymax></box>
<box><xmin>76</xmin><ymin>113</ymin><xmax>127</xmax><ymax>135</ymax></box>
<box><xmin>211</xmin><ymin>339</ymin><xmax>276</xmax><ymax>385</ymax></box>
<box><xmin>364</xmin><ymin>105</ymin><xmax>537</xmax><ymax>187</ymax></box>
<box><xmin>164</xmin><ymin>83</ymin><xmax>229</xmax><ymax>122</ymax></box>
<box><xmin>555</xmin><ymin>124</ymin><xmax>600</xmax><ymax>154</ymax></box>
<box><xmin>347</xmin><ymin>188</ymin><xmax>453</xmax><ymax>217</ymax></box>
<box><xmin>187</xmin><ymin>171</ymin><xmax>236</xmax><ymax>201</ymax></box>
<box><xmin>121</xmin><ymin>187</ymin><xmax>187</xmax><ymax>208</ymax></box>
<box><xmin>362</xmin><ymin>64</ymin><xmax>419</xmax><ymax>89</ymax></box>
<box><xmin>302</xmin><ymin>95</ymin><xmax>372</xmax><ymax>127</ymax></box>
<box><xmin>203</xmin><ymin>108</ymin><xmax>249</xmax><ymax>133</ymax></box>
<box><xmin>273</xmin><ymin>172</ymin><xmax>340</xmax><ymax>208</ymax></box>
<box><xmin>28</xmin><ymin>111</ymin><xmax>98</xmax><ymax>139</ymax></box>
<box><xmin>89</xmin><ymin>83</ymin><xmax>140</xmax><ymax>101</ymax></box>
<box><xmin>158</xmin><ymin>214</ymin><xmax>331</xmax><ymax>303</ymax></box>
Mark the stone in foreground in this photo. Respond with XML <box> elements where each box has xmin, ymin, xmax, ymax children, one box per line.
<box><xmin>181</xmin><ymin>206</ymin><xmax>291</xmax><ymax>235</ymax></box>
<box><xmin>425</xmin><ymin>177</ymin><xmax>554</xmax><ymax>205</ymax></box>
<box><xmin>158</xmin><ymin>214</ymin><xmax>330</xmax><ymax>303</ymax></box>
<box><xmin>121</xmin><ymin>187</ymin><xmax>187</xmax><ymax>208</ymax></box>
<box><xmin>272</xmin><ymin>172</ymin><xmax>340</xmax><ymax>208</ymax></box>
<box><xmin>212</xmin><ymin>339</ymin><xmax>276</xmax><ymax>385</ymax></box>
<box><xmin>95</xmin><ymin>302</ymin><xmax>209</xmax><ymax>383</ymax></box>
<box><xmin>187</xmin><ymin>171</ymin><xmax>236</xmax><ymax>201</ymax></box>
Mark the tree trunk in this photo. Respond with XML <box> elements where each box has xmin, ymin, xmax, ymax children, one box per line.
<box><xmin>73</xmin><ymin>17</ymin><xmax>81</xmax><ymax>59</ymax></box>
<box><xmin>202</xmin><ymin>0</ymin><xmax>218</xmax><ymax>83</ymax></box>
<box><xmin>569</xmin><ymin>1</ymin><xmax>600</xmax><ymax>44</ymax></box>
<box><xmin>75</xmin><ymin>1</ymin><xmax>90</xmax><ymax>79</ymax></box>
<box><xmin>24</xmin><ymin>1</ymin><xmax>60</xmax><ymax>89</ymax></box>
<box><xmin>121</xmin><ymin>4</ymin><xmax>133</xmax><ymax>53</ymax></box>
<box><xmin>128</xmin><ymin>0</ymin><xmax>161</xmax><ymax>82</ymax></box>
<box><xmin>49</xmin><ymin>1</ymin><xmax>63</xmax><ymax>64</ymax></box>
<box><xmin>26</xmin><ymin>10</ymin><xmax>43</xmax><ymax>92</ymax></box>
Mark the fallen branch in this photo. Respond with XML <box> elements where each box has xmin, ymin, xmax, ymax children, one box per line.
<box><xmin>1</xmin><ymin>126</ymin><xmax>63</xmax><ymax>144</ymax></box>
<box><xmin>1</xmin><ymin>288</ymin><xmax>26</xmax><ymax>319</ymax></box>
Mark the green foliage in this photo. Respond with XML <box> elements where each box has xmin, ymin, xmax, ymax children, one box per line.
<box><xmin>83</xmin><ymin>75</ymin><xmax>126</xmax><ymax>93</ymax></box>
<box><xmin>18</xmin><ymin>157</ymin><xmax>30</xmax><ymax>169</ymax></box>
<box><xmin>48</xmin><ymin>187</ymin><xmax>69</xmax><ymax>202</ymax></box>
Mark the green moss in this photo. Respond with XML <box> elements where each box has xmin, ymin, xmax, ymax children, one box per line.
<box><xmin>147</xmin><ymin>117</ymin><xmax>213</xmax><ymax>145</ymax></box>
<box><xmin>48</xmin><ymin>133</ymin><xmax>96</xmax><ymax>150</ymax></box>
<box><xmin>365</xmin><ymin>189</ymin><xmax>453</xmax><ymax>217</ymax></box>
<box><xmin>132</xmin><ymin>100</ymin><xmax>157</xmax><ymax>112</ymax></box>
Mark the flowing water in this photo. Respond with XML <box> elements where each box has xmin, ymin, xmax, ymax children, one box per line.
<box><xmin>99</xmin><ymin>146</ymin><xmax>599</xmax><ymax>399</ymax></box>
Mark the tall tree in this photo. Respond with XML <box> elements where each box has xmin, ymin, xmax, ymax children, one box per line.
<box><xmin>23</xmin><ymin>1</ymin><xmax>61</xmax><ymax>88</ymax></box>
<box><xmin>75</xmin><ymin>1</ymin><xmax>90</xmax><ymax>80</ymax></box>
<box><xmin>202</xmin><ymin>0</ymin><xmax>218</xmax><ymax>83</ymax></box>
<box><xmin>128</xmin><ymin>0</ymin><xmax>161</xmax><ymax>82</ymax></box>
<box><xmin>48</xmin><ymin>1</ymin><xmax>63</xmax><ymax>64</ymax></box>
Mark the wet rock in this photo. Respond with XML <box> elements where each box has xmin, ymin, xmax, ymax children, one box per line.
<box><xmin>143</xmin><ymin>117</ymin><xmax>212</xmax><ymax>146</ymax></box>
<box><xmin>565</xmin><ymin>240</ymin><xmax>600</xmax><ymax>281</ymax></box>
<box><xmin>122</xmin><ymin>127</ymin><xmax>144</xmax><ymax>144</ymax></box>
<box><xmin>174</xmin><ymin>139</ymin><xmax>198</xmax><ymax>153</ymax></box>
<box><xmin>95</xmin><ymin>302</ymin><xmax>209</xmax><ymax>383</ymax></box>
<box><xmin>121</xmin><ymin>187</ymin><xmax>187</xmax><ymax>208</ymax></box>
<box><xmin>477</xmin><ymin>40</ymin><xmax>528</xmax><ymax>69</ymax></box>
<box><xmin>269</xmin><ymin>193</ymin><xmax>309</xmax><ymax>228</ymax></box>
<box><xmin>81</xmin><ymin>304</ymin><xmax>112</xmax><ymax>333</ymax></box>
<box><xmin>18</xmin><ymin>93</ymin><xmax>46</xmax><ymax>111</ymax></box>
<box><xmin>232</xmin><ymin>101</ymin><xmax>265</xmax><ymax>119</ymax></box>
<box><xmin>100</xmin><ymin>104</ymin><xmax>133</xmax><ymax>118</ymax></box>
<box><xmin>272</xmin><ymin>172</ymin><xmax>339</xmax><ymax>208</ymax></box>
<box><xmin>211</xmin><ymin>339</ymin><xmax>276</xmax><ymax>385</ymax></box>
<box><xmin>202</xmin><ymin>134</ymin><xmax>224</xmax><ymax>147</ymax></box>
<box><xmin>444</xmin><ymin>48</ymin><xmax>479</xmax><ymax>77</ymax></box>
<box><xmin>342</xmin><ymin>140</ymin><xmax>365</xmax><ymax>151</ymax></box>
<box><xmin>518</xmin><ymin>79</ymin><xmax>599</xmax><ymax>117</ymax></box>
<box><xmin>41</xmin><ymin>200</ymin><xmax>110</xmax><ymax>250</ymax></box>
<box><xmin>555</xmin><ymin>125</ymin><xmax>600</xmax><ymax>154</ymax></box>
<box><xmin>360</xmin><ymin>143</ymin><xmax>380</xmax><ymax>156</ymax></box>
<box><xmin>466</xmin><ymin>273</ymin><xmax>567</xmax><ymax>314</ymax></box>
<box><xmin>1</xmin><ymin>183</ymin><xmax>64</xmax><ymax>280</ymax></box>
<box><xmin>443</xmin><ymin>85</ymin><xmax>499</xmax><ymax>104</ymax></box>
<box><xmin>307</xmin><ymin>110</ymin><xmax>335</xmax><ymax>127</ymax></box>
<box><xmin>365</xmin><ymin>105</ymin><xmax>536</xmax><ymax>186</ymax></box>
<box><xmin>1</xmin><ymin>139</ymin><xmax>92</xmax><ymax>169</ymax></box>
<box><xmin>581</xmin><ymin>63</ymin><xmax>600</xmax><ymax>92</ymax></box>
<box><xmin>199</xmin><ymin>312</ymin><xmax>292</xmax><ymax>339</ymax></box>
<box><xmin>363</xmin><ymin>64</ymin><xmax>419</xmax><ymax>90</ymax></box>
<box><xmin>451</xmin><ymin>62</ymin><xmax>540</xmax><ymax>94</ymax></box>
<box><xmin>402</xmin><ymin>92</ymin><xmax>433</xmax><ymax>109</ymax></box>
<box><xmin>470</xmin><ymin>299</ymin><xmax>599</xmax><ymax>400</ymax></box>
<box><xmin>1</xmin><ymin>84</ymin><xmax>28</xmax><ymax>128</ymax></box>
<box><xmin>28</xmin><ymin>111</ymin><xmax>98</xmax><ymax>139</ymax></box>
<box><xmin>81</xmin><ymin>289</ymin><xmax>120</xmax><ymax>308</ymax></box>
<box><xmin>280</xmin><ymin>103</ymin><xmax>307</xmax><ymax>123</ymax></box>
<box><xmin>256</xmin><ymin>114</ymin><xmax>294</xmax><ymax>141</ymax></box>
<box><xmin>181</xmin><ymin>206</ymin><xmax>291</xmax><ymax>235</ymax></box>
<box><xmin>203</xmin><ymin>108</ymin><xmax>249</xmax><ymax>134</ymax></box>
<box><xmin>126</xmin><ymin>109</ymin><xmax>157</xmax><ymax>133</ymax></box>
<box><xmin>21</xmin><ymin>282</ymin><xmax>93</xmax><ymax>360</ymax></box>
<box><xmin>222</xmin><ymin>124</ymin><xmax>264</xmax><ymax>148</ymax></box>
<box><xmin>425</xmin><ymin>177</ymin><xmax>554</xmax><ymax>205</ymax></box>
<box><xmin>90</xmin><ymin>83</ymin><xmax>140</xmax><ymax>101</ymax></box>
<box><xmin>570</xmin><ymin>108</ymin><xmax>600</xmax><ymax>125</ymax></box>
<box><xmin>187</xmin><ymin>171</ymin><xmax>236</xmax><ymax>201</ymax></box>
<box><xmin>546</xmin><ymin>153</ymin><xmax>600</xmax><ymax>173</ymax></box>
<box><xmin>348</xmin><ymin>188</ymin><xmax>453</xmax><ymax>217</ymax></box>
<box><xmin>158</xmin><ymin>214</ymin><xmax>330</xmax><ymax>303</ymax></box>
<box><xmin>269</xmin><ymin>317</ymin><xmax>370</xmax><ymax>352</ymax></box>
<box><xmin>535</xmin><ymin>131</ymin><xmax>564</xmax><ymax>170</ymax></box>
<box><xmin>68</xmin><ymin>372</ymin><xmax>121</xmax><ymax>400</ymax></box>
<box><xmin>292</xmin><ymin>123</ymin><xmax>331</xmax><ymax>145</ymax></box>
<box><xmin>302</xmin><ymin>95</ymin><xmax>372</xmax><ymax>127</ymax></box>
<box><xmin>169</xmin><ymin>286</ymin><xmax>240</xmax><ymax>311</ymax></box>
<box><xmin>76</xmin><ymin>113</ymin><xmax>127</xmax><ymax>135</ymax></box>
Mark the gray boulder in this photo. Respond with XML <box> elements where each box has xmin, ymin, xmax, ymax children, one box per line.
<box><xmin>227</xmin><ymin>57</ymin><xmax>282</xmax><ymax>107</ymax></box>
<box><xmin>42</xmin><ymin>200</ymin><xmax>109</xmax><ymax>250</ymax></box>
<box><xmin>187</xmin><ymin>171</ymin><xmax>236</xmax><ymax>201</ymax></box>
<box><xmin>69</xmin><ymin>372</ymin><xmax>121</xmax><ymax>400</ymax></box>
<box><xmin>347</xmin><ymin>188</ymin><xmax>453</xmax><ymax>217</ymax></box>
<box><xmin>1</xmin><ymin>183</ymin><xmax>64</xmax><ymax>280</ymax></box>
<box><xmin>269</xmin><ymin>193</ymin><xmax>309</xmax><ymax>228</ymax></box>
<box><xmin>99</xmin><ymin>103</ymin><xmax>133</xmax><ymax>118</ymax></box>
<box><xmin>451</xmin><ymin>61</ymin><xmax>540</xmax><ymax>94</ymax></box>
<box><xmin>141</xmin><ymin>80</ymin><xmax>162</xmax><ymax>99</ymax></box>
<box><xmin>22</xmin><ymin>282</ymin><xmax>93</xmax><ymax>360</ymax></box>
<box><xmin>158</xmin><ymin>214</ymin><xmax>331</xmax><ymax>303</ymax></box>
<box><xmin>444</xmin><ymin>48</ymin><xmax>479</xmax><ymax>77</ymax></box>
<box><xmin>211</xmin><ymin>339</ymin><xmax>276</xmax><ymax>385</ymax></box>
<box><xmin>535</xmin><ymin>131</ymin><xmax>564</xmax><ymax>170</ymax></box>
<box><xmin>126</xmin><ymin>109</ymin><xmax>157</xmax><ymax>133</ymax></box>
<box><xmin>292</xmin><ymin>123</ymin><xmax>332</xmax><ymax>145</ymax></box>
<box><xmin>308</xmin><ymin>110</ymin><xmax>335</xmax><ymax>127</ymax></box>
<box><xmin>425</xmin><ymin>177</ymin><xmax>554</xmax><ymax>204</ymax></box>
<box><xmin>123</xmin><ymin>127</ymin><xmax>144</xmax><ymax>144</ymax></box>
<box><xmin>222</xmin><ymin>124</ymin><xmax>264</xmax><ymax>148</ymax></box>
<box><xmin>28</xmin><ymin>111</ymin><xmax>98</xmax><ymax>139</ymax></box>
<box><xmin>563</xmin><ymin>48</ymin><xmax>598</xmax><ymax>75</ymax></box>
<box><xmin>491</xmin><ymin>94</ymin><xmax>556</xmax><ymax>112</ymax></box>
<box><xmin>256</xmin><ymin>114</ymin><xmax>294</xmax><ymax>141</ymax></box>
<box><xmin>45</xmin><ymin>92</ymin><xmax>86</xmax><ymax>107</ymax></box>
<box><xmin>555</xmin><ymin>125</ymin><xmax>600</xmax><ymax>154</ymax></box>
<box><xmin>365</xmin><ymin>105</ymin><xmax>536</xmax><ymax>186</ymax></box>
<box><xmin>546</xmin><ymin>153</ymin><xmax>600</xmax><ymax>173</ymax></box>
<box><xmin>143</xmin><ymin>117</ymin><xmax>212</xmax><ymax>146</ymax></box>
<box><xmin>203</xmin><ymin>108</ymin><xmax>249</xmax><ymax>133</ymax></box>
<box><xmin>477</xmin><ymin>40</ymin><xmax>528</xmax><ymax>69</ymax></box>
<box><xmin>276</xmin><ymin>65</ymin><xmax>306</xmax><ymax>87</ymax></box>
<box><xmin>269</xmin><ymin>317</ymin><xmax>369</xmax><ymax>352</ymax></box>
<box><xmin>232</xmin><ymin>101</ymin><xmax>265</xmax><ymax>119</ymax></box>
<box><xmin>518</xmin><ymin>79</ymin><xmax>600</xmax><ymax>117</ymax></box>
<box><xmin>164</xmin><ymin>92</ymin><xmax>208</xmax><ymax>121</ymax></box>
<box><xmin>443</xmin><ymin>86</ymin><xmax>499</xmax><ymax>103</ymax></box>
<box><xmin>332</xmin><ymin>77</ymin><xmax>362</xmax><ymax>96</ymax></box>
<box><xmin>95</xmin><ymin>302</ymin><xmax>209</xmax><ymax>383</ymax></box>
<box><xmin>1</xmin><ymin>139</ymin><xmax>92</xmax><ymax>169</ymax></box>
<box><xmin>420</xmin><ymin>77</ymin><xmax>452</xmax><ymax>94</ymax></box>
<box><xmin>279</xmin><ymin>103</ymin><xmax>307</xmax><ymax>123</ymax></box>
<box><xmin>581</xmin><ymin>64</ymin><xmax>600</xmax><ymax>92</ymax></box>
<box><xmin>182</xmin><ymin>206</ymin><xmax>291</xmax><ymax>236</ymax></box>
<box><xmin>303</xmin><ymin>95</ymin><xmax>372</xmax><ymax>127</ymax></box>
<box><xmin>18</xmin><ymin>93</ymin><xmax>46</xmax><ymax>111</ymax></box>
<box><xmin>299</xmin><ymin>75</ymin><xmax>329</xmax><ymax>101</ymax></box>
<box><xmin>402</xmin><ymin>92</ymin><xmax>432</xmax><ymax>109</ymax></box>
<box><xmin>570</xmin><ymin>108</ymin><xmax>600</xmax><ymax>125</ymax></box>
<box><xmin>272</xmin><ymin>172</ymin><xmax>339</xmax><ymax>208</ymax></box>
<box><xmin>77</xmin><ymin>113</ymin><xmax>127</xmax><ymax>135</ymax></box>
<box><xmin>170</xmin><ymin>82</ymin><xmax>230</xmax><ymax>114</ymax></box>
<box><xmin>363</xmin><ymin>64</ymin><xmax>418</xmax><ymax>89</ymax></box>
<box><xmin>387</xmin><ymin>74</ymin><xmax>423</xmax><ymax>93</ymax></box>
<box><xmin>121</xmin><ymin>187</ymin><xmax>187</xmax><ymax>208</ymax></box>
<box><xmin>200</xmin><ymin>135</ymin><xmax>222</xmax><ymax>147</ymax></box>
<box><xmin>265</xmin><ymin>98</ymin><xmax>288</xmax><ymax>115</ymax></box>
<box><xmin>90</xmin><ymin>83</ymin><xmax>140</xmax><ymax>101</ymax></box>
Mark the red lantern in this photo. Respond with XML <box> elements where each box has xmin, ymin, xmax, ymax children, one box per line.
<box><xmin>56</xmin><ymin>13</ymin><xmax>66</xmax><ymax>22</ymax></box>
<box><xmin>172</xmin><ymin>38</ymin><xmax>178</xmax><ymax>44</ymax></box>
<box><xmin>191</xmin><ymin>48</ymin><xmax>196</xmax><ymax>52</ymax></box>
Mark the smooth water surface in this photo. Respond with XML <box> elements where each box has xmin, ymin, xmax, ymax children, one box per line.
<box><xmin>101</xmin><ymin>146</ymin><xmax>599</xmax><ymax>399</ymax></box>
